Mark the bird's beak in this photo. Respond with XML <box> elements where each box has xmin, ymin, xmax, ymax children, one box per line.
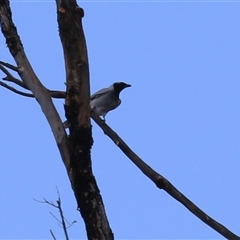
<box><xmin>125</xmin><ymin>83</ymin><xmax>131</xmax><ymax>88</ymax></box>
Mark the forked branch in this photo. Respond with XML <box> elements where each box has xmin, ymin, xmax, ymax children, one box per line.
<box><xmin>1</xmin><ymin>74</ymin><xmax>239</xmax><ymax>238</ymax></box>
<box><xmin>0</xmin><ymin>1</ymin><xmax>70</xmax><ymax>174</ymax></box>
<box><xmin>35</xmin><ymin>189</ymin><xmax>76</xmax><ymax>240</ymax></box>
<box><xmin>0</xmin><ymin>0</ymin><xmax>239</xmax><ymax>239</ymax></box>
<box><xmin>0</xmin><ymin>62</ymin><xmax>65</xmax><ymax>98</ymax></box>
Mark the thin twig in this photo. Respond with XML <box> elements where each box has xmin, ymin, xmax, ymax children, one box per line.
<box><xmin>0</xmin><ymin>81</ymin><xmax>34</xmax><ymax>97</ymax></box>
<box><xmin>56</xmin><ymin>189</ymin><xmax>69</xmax><ymax>240</ymax></box>
<box><xmin>49</xmin><ymin>211</ymin><xmax>62</xmax><ymax>225</ymax></box>
<box><xmin>0</xmin><ymin>60</ymin><xmax>19</xmax><ymax>71</ymax></box>
<box><xmin>0</xmin><ymin>81</ymin><xmax>66</xmax><ymax>99</ymax></box>
<box><xmin>50</xmin><ymin>229</ymin><xmax>57</xmax><ymax>240</ymax></box>
<box><xmin>0</xmin><ymin>64</ymin><xmax>28</xmax><ymax>89</ymax></box>
<box><xmin>44</xmin><ymin>198</ymin><xmax>57</xmax><ymax>207</ymax></box>
<box><xmin>34</xmin><ymin>189</ymin><xmax>72</xmax><ymax>240</ymax></box>
<box><xmin>0</xmin><ymin>63</ymin><xmax>66</xmax><ymax>98</ymax></box>
<box><xmin>34</xmin><ymin>197</ymin><xmax>58</xmax><ymax>208</ymax></box>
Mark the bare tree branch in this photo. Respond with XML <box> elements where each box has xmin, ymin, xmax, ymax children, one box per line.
<box><xmin>0</xmin><ymin>79</ymin><xmax>66</xmax><ymax>99</ymax></box>
<box><xmin>0</xmin><ymin>81</ymin><xmax>35</xmax><ymax>97</ymax></box>
<box><xmin>34</xmin><ymin>198</ymin><xmax>58</xmax><ymax>207</ymax></box>
<box><xmin>1</xmin><ymin>1</ymin><xmax>239</xmax><ymax>239</ymax></box>
<box><xmin>90</xmin><ymin>111</ymin><xmax>240</xmax><ymax>240</ymax></box>
<box><xmin>50</xmin><ymin>229</ymin><xmax>57</xmax><ymax>240</ymax></box>
<box><xmin>0</xmin><ymin>63</ymin><xmax>28</xmax><ymax>89</ymax></box>
<box><xmin>35</xmin><ymin>189</ymin><xmax>75</xmax><ymax>240</ymax></box>
<box><xmin>49</xmin><ymin>211</ymin><xmax>63</xmax><ymax>224</ymax></box>
<box><xmin>0</xmin><ymin>60</ymin><xmax>18</xmax><ymax>71</ymax></box>
<box><xmin>0</xmin><ymin>0</ymin><xmax>70</xmax><ymax>174</ymax></box>
<box><xmin>2</xmin><ymin>78</ymin><xmax>240</xmax><ymax>238</ymax></box>
<box><xmin>56</xmin><ymin>191</ymin><xmax>69</xmax><ymax>240</ymax></box>
<box><xmin>2</xmin><ymin>79</ymin><xmax>239</xmax><ymax>239</ymax></box>
<box><xmin>0</xmin><ymin>62</ymin><xmax>66</xmax><ymax>98</ymax></box>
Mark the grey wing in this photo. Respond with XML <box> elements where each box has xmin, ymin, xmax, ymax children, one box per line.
<box><xmin>90</xmin><ymin>87</ymin><xmax>110</xmax><ymax>100</ymax></box>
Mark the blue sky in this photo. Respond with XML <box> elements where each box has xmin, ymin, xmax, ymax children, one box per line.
<box><xmin>0</xmin><ymin>1</ymin><xmax>240</xmax><ymax>239</ymax></box>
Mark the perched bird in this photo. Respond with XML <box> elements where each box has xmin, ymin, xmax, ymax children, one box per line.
<box><xmin>90</xmin><ymin>82</ymin><xmax>131</xmax><ymax>121</ymax></box>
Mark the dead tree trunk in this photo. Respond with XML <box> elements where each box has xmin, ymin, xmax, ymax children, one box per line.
<box><xmin>1</xmin><ymin>1</ymin><xmax>240</xmax><ymax>239</ymax></box>
<box><xmin>55</xmin><ymin>1</ymin><xmax>113</xmax><ymax>239</ymax></box>
<box><xmin>0</xmin><ymin>0</ymin><xmax>113</xmax><ymax>239</ymax></box>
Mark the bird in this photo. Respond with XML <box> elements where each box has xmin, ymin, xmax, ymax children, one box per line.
<box><xmin>90</xmin><ymin>82</ymin><xmax>131</xmax><ymax>121</ymax></box>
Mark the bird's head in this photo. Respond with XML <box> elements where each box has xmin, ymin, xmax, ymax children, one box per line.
<box><xmin>113</xmin><ymin>82</ymin><xmax>131</xmax><ymax>94</ymax></box>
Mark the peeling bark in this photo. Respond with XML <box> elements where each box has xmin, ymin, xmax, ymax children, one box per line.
<box><xmin>56</xmin><ymin>1</ymin><xmax>113</xmax><ymax>239</ymax></box>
